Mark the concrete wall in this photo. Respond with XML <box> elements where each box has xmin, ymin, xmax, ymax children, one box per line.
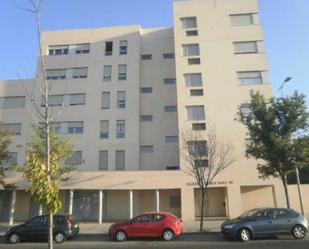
<box><xmin>288</xmin><ymin>184</ymin><xmax>309</xmax><ymax>217</ymax></box>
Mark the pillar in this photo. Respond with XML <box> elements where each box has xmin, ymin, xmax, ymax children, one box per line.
<box><xmin>227</xmin><ymin>184</ymin><xmax>242</xmax><ymax>218</ymax></box>
<box><xmin>9</xmin><ymin>190</ymin><xmax>16</xmax><ymax>226</ymax></box>
<box><xmin>38</xmin><ymin>205</ymin><xmax>43</xmax><ymax>215</ymax></box>
<box><xmin>156</xmin><ymin>190</ymin><xmax>160</xmax><ymax>212</ymax></box>
<box><xmin>69</xmin><ymin>190</ymin><xmax>74</xmax><ymax>215</ymax></box>
<box><xmin>98</xmin><ymin>190</ymin><xmax>103</xmax><ymax>224</ymax></box>
<box><xmin>129</xmin><ymin>190</ymin><xmax>133</xmax><ymax>219</ymax></box>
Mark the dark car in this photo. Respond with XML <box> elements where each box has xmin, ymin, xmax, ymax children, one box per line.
<box><xmin>108</xmin><ymin>212</ymin><xmax>183</xmax><ymax>242</ymax></box>
<box><xmin>221</xmin><ymin>208</ymin><xmax>308</xmax><ymax>242</ymax></box>
<box><xmin>5</xmin><ymin>214</ymin><xmax>79</xmax><ymax>244</ymax></box>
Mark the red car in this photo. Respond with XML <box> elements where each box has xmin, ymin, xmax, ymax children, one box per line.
<box><xmin>108</xmin><ymin>212</ymin><xmax>183</xmax><ymax>242</ymax></box>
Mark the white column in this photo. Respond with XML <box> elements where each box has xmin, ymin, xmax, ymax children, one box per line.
<box><xmin>38</xmin><ymin>205</ymin><xmax>43</xmax><ymax>215</ymax></box>
<box><xmin>69</xmin><ymin>190</ymin><xmax>74</xmax><ymax>215</ymax></box>
<box><xmin>156</xmin><ymin>190</ymin><xmax>160</xmax><ymax>212</ymax></box>
<box><xmin>98</xmin><ymin>190</ymin><xmax>103</xmax><ymax>224</ymax></box>
<box><xmin>9</xmin><ymin>190</ymin><xmax>16</xmax><ymax>226</ymax></box>
<box><xmin>129</xmin><ymin>190</ymin><xmax>133</xmax><ymax>219</ymax></box>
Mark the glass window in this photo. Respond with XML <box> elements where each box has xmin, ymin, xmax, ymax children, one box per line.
<box><xmin>67</xmin><ymin>121</ymin><xmax>83</xmax><ymax>134</ymax></box>
<box><xmin>190</xmin><ymin>89</ymin><xmax>203</xmax><ymax>96</ymax></box>
<box><xmin>65</xmin><ymin>151</ymin><xmax>82</xmax><ymax>165</ymax></box>
<box><xmin>140</xmin><ymin>145</ymin><xmax>154</xmax><ymax>153</ymax></box>
<box><xmin>51</xmin><ymin>122</ymin><xmax>61</xmax><ymax>134</ymax></box>
<box><xmin>166</xmin><ymin>166</ymin><xmax>180</xmax><ymax>170</ymax></box>
<box><xmin>182</xmin><ymin>44</ymin><xmax>200</xmax><ymax>56</ymax></box>
<box><xmin>164</xmin><ymin>106</ymin><xmax>177</xmax><ymax>112</ymax></box>
<box><xmin>1</xmin><ymin>152</ymin><xmax>17</xmax><ymax>165</ymax></box>
<box><xmin>99</xmin><ymin>151</ymin><xmax>108</xmax><ymax>170</ymax></box>
<box><xmin>70</xmin><ymin>94</ymin><xmax>85</xmax><ymax>106</ymax></box>
<box><xmin>169</xmin><ymin>196</ymin><xmax>181</xmax><ymax>208</ymax></box>
<box><xmin>119</xmin><ymin>40</ymin><xmax>128</xmax><ymax>55</ymax></box>
<box><xmin>186</xmin><ymin>30</ymin><xmax>198</xmax><ymax>36</ymax></box>
<box><xmin>141</xmin><ymin>87</ymin><xmax>152</xmax><ymax>93</ymax></box>
<box><xmin>230</xmin><ymin>13</ymin><xmax>258</xmax><ymax>26</ymax></box>
<box><xmin>105</xmin><ymin>41</ymin><xmax>113</xmax><ymax>56</ymax></box>
<box><xmin>180</xmin><ymin>17</ymin><xmax>197</xmax><ymax>29</ymax></box>
<box><xmin>48</xmin><ymin>95</ymin><xmax>64</xmax><ymax>107</ymax></box>
<box><xmin>46</xmin><ymin>69</ymin><xmax>66</xmax><ymax>80</ymax></box>
<box><xmin>164</xmin><ymin>78</ymin><xmax>176</xmax><ymax>85</ymax></box>
<box><xmin>140</xmin><ymin>115</ymin><xmax>153</xmax><ymax>122</ymax></box>
<box><xmin>118</xmin><ymin>64</ymin><xmax>127</xmax><ymax>80</ymax></box>
<box><xmin>116</xmin><ymin>120</ymin><xmax>125</xmax><ymax>138</ymax></box>
<box><xmin>184</xmin><ymin>73</ymin><xmax>202</xmax><ymax>87</ymax></box>
<box><xmin>163</xmin><ymin>53</ymin><xmax>175</xmax><ymax>59</ymax></box>
<box><xmin>72</xmin><ymin>67</ymin><xmax>88</xmax><ymax>79</ymax></box>
<box><xmin>103</xmin><ymin>65</ymin><xmax>112</xmax><ymax>81</ymax></box>
<box><xmin>101</xmin><ymin>92</ymin><xmax>110</xmax><ymax>109</ymax></box>
<box><xmin>48</xmin><ymin>45</ymin><xmax>69</xmax><ymax>56</ymax></box>
<box><xmin>188</xmin><ymin>141</ymin><xmax>208</xmax><ymax>157</ymax></box>
<box><xmin>100</xmin><ymin>120</ymin><xmax>109</xmax><ymax>139</ymax></box>
<box><xmin>141</xmin><ymin>54</ymin><xmax>152</xmax><ymax>60</ymax></box>
<box><xmin>0</xmin><ymin>96</ymin><xmax>25</xmax><ymax>109</ymax></box>
<box><xmin>3</xmin><ymin>123</ymin><xmax>22</xmax><ymax>135</ymax></box>
<box><xmin>117</xmin><ymin>91</ymin><xmax>126</xmax><ymax>109</ymax></box>
<box><xmin>115</xmin><ymin>150</ymin><xmax>125</xmax><ymax>170</ymax></box>
<box><xmin>240</xmin><ymin>104</ymin><xmax>252</xmax><ymax>117</ymax></box>
<box><xmin>135</xmin><ymin>215</ymin><xmax>150</xmax><ymax>223</ymax></box>
<box><xmin>238</xmin><ymin>71</ymin><xmax>263</xmax><ymax>84</ymax></box>
<box><xmin>234</xmin><ymin>41</ymin><xmax>258</xmax><ymax>54</ymax></box>
<box><xmin>188</xmin><ymin>58</ymin><xmax>201</xmax><ymax>65</ymax></box>
<box><xmin>151</xmin><ymin>214</ymin><xmax>165</xmax><ymax>222</ymax></box>
<box><xmin>75</xmin><ymin>43</ymin><xmax>90</xmax><ymax>54</ymax></box>
<box><xmin>186</xmin><ymin>105</ymin><xmax>205</xmax><ymax>121</ymax></box>
<box><xmin>165</xmin><ymin>136</ymin><xmax>178</xmax><ymax>143</ymax></box>
<box><xmin>192</xmin><ymin>123</ymin><xmax>206</xmax><ymax>131</ymax></box>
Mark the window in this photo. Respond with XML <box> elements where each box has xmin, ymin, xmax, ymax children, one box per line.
<box><xmin>238</xmin><ymin>71</ymin><xmax>263</xmax><ymax>84</ymax></box>
<box><xmin>65</xmin><ymin>151</ymin><xmax>82</xmax><ymax>165</ymax></box>
<box><xmin>105</xmin><ymin>41</ymin><xmax>113</xmax><ymax>56</ymax></box>
<box><xmin>116</xmin><ymin>120</ymin><xmax>125</xmax><ymax>138</ymax></box>
<box><xmin>0</xmin><ymin>96</ymin><xmax>25</xmax><ymax>109</ymax></box>
<box><xmin>1</xmin><ymin>152</ymin><xmax>17</xmax><ymax>165</ymax></box>
<box><xmin>240</xmin><ymin>104</ymin><xmax>252</xmax><ymax>117</ymax></box>
<box><xmin>151</xmin><ymin>214</ymin><xmax>165</xmax><ymax>222</ymax></box>
<box><xmin>186</xmin><ymin>30</ymin><xmax>198</xmax><ymax>36</ymax></box>
<box><xmin>135</xmin><ymin>215</ymin><xmax>150</xmax><ymax>223</ymax></box>
<box><xmin>72</xmin><ymin>67</ymin><xmax>88</xmax><ymax>79</ymax></box>
<box><xmin>117</xmin><ymin>91</ymin><xmax>126</xmax><ymax>109</ymax></box>
<box><xmin>190</xmin><ymin>89</ymin><xmax>203</xmax><ymax>96</ymax></box>
<box><xmin>103</xmin><ymin>65</ymin><xmax>112</xmax><ymax>81</ymax></box>
<box><xmin>119</xmin><ymin>40</ymin><xmax>128</xmax><ymax>55</ymax></box>
<box><xmin>164</xmin><ymin>106</ymin><xmax>177</xmax><ymax>112</ymax></box>
<box><xmin>192</xmin><ymin>123</ymin><xmax>206</xmax><ymax>131</ymax></box>
<box><xmin>140</xmin><ymin>115</ymin><xmax>153</xmax><ymax>122</ymax></box>
<box><xmin>164</xmin><ymin>78</ymin><xmax>176</xmax><ymax>85</ymax></box>
<box><xmin>184</xmin><ymin>73</ymin><xmax>202</xmax><ymax>87</ymax></box>
<box><xmin>234</xmin><ymin>41</ymin><xmax>263</xmax><ymax>54</ymax></box>
<box><xmin>99</xmin><ymin>151</ymin><xmax>108</xmax><ymax>170</ymax></box>
<box><xmin>70</xmin><ymin>94</ymin><xmax>85</xmax><ymax>106</ymax></box>
<box><xmin>75</xmin><ymin>43</ymin><xmax>90</xmax><ymax>54</ymax></box>
<box><xmin>3</xmin><ymin>123</ymin><xmax>22</xmax><ymax>135</ymax></box>
<box><xmin>115</xmin><ymin>150</ymin><xmax>125</xmax><ymax>170</ymax></box>
<box><xmin>67</xmin><ymin>121</ymin><xmax>83</xmax><ymax>134</ymax></box>
<box><xmin>186</xmin><ymin>105</ymin><xmax>205</xmax><ymax>121</ymax></box>
<box><xmin>52</xmin><ymin>122</ymin><xmax>61</xmax><ymax>134</ymax></box>
<box><xmin>141</xmin><ymin>54</ymin><xmax>152</xmax><ymax>60</ymax></box>
<box><xmin>188</xmin><ymin>141</ymin><xmax>208</xmax><ymax>157</ymax></box>
<box><xmin>163</xmin><ymin>53</ymin><xmax>175</xmax><ymax>59</ymax></box>
<box><xmin>101</xmin><ymin>92</ymin><xmax>110</xmax><ymax>109</ymax></box>
<box><xmin>188</xmin><ymin>58</ymin><xmax>201</xmax><ymax>65</ymax></box>
<box><xmin>100</xmin><ymin>120</ymin><xmax>109</xmax><ymax>138</ymax></box>
<box><xmin>166</xmin><ymin>166</ymin><xmax>180</xmax><ymax>170</ymax></box>
<box><xmin>194</xmin><ymin>159</ymin><xmax>209</xmax><ymax>168</ymax></box>
<box><xmin>46</xmin><ymin>69</ymin><xmax>66</xmax><ymax>80</ymax></box>
<box><xmin>48</xmin><ymin>45</ymin><xmax>69</xmax><ymax>56</ymax></box>
<box><xmin>118</xmin><ymin>64</ymin><xmax>127</xmax><ymax>80</ymax></box>
<box><xmin>230</xmin><ymin>13</ymin><xmax>259</xmax><ymax>26</ymax></box>
<box><xmin>182</xmin><ymin>44</ymin><xmax>200</xmax><ymax>56</ymax></box>
<box><xmin>165</xmin><ymin>136</ymin><xmax>178</xmax><ymax>143</ymax></box>
<box><xmin>41</xmin><ymin>95</ymin><xmax>63</xmax><ymax>107</ymax></box>
<box><xmin>140</xmin><ymin>145</ymin><xmax>154</xmax><ymax>153</ymax></box>
<box><xmin>141</xmin><ymin>87</ymin><xmax>152</xmax><ymax>93</ymax></box>
<box><xmin>169</xmin><ymin>196</ymin><xmax>181</xmax><ymax>208</ymax></box>
<box><xmin>180</xmin><ymin>17</ymin><xmax>197</xmax><ymax>29</ymax></box>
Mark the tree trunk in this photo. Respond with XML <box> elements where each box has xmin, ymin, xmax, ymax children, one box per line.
<box><xmin>282</xmin><ymin>173</ymin><xmax>290</xmax><ymax>208</ymax></box>
<box><xmin>48</xmin><ymin>212</ymin><xmax>53</xmax><ymax>249</ymax></box>
<box><xmin>199</xmin><ymin>189</ymin><xmax>206</xmax><ymax>232</ymax></box>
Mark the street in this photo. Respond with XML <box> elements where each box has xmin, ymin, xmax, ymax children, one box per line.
<box><xmin>1</xmin><ymin>233</ymin><xmax>309</xmax><ymax>249</ymax></box>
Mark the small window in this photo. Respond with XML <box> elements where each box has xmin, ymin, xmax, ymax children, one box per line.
<box><xmin>101</xmin><ymin>92</ymin><xmax>110</xmax><ymax>109</ymax></box>
<box><xmin>118</xmin><ymin>64</ymin><xmax>127</xmax><ymax>80</ymax></box>
<box><xmin>169</xmin><ymin>196</ymin><xmax>181</xmax><ymax>208</ymax></box>
<box><xmin>41</xmin><ymin>95</ymin><xmax>63</xmax><ymax>107</ymax></box>
<box><xmin>188</xmin><ymin>58</ymin><xmax>201</xmax><ymax>65</ymax></box>
<box><xmin>1</xmin><ymin>152</ymin><xmax>17</xmax><ymax>165</ymax></box>
<box><xmin>48</xmin><ymin>45</ymin><xmax>69</xmax><ymax>56</ymax></box>
<box><xmin>230</xmin><ymin>13</ymin><xmax>259</xmax><ymax>26</ymax></box>
<box><xmin>0</xmin><ymin>96</ymin><xmax>25</xmax><ymax>109</ymax></box>
<box><xmin>163</xmin><ymin>53</ymin><xmax>175</xmax><ymax>59</ymax></box>
<box><xmin>164</xmin><ymin>106</ymin><xmax>177</xmax><ymax>112</ymax></box>
<box><xmin>240</xmin><ymin>104</ymin><xmax>252</xmax><ymax>117</ymax></box>
<box><xmin>182</xmin><ymin>44</ymin><xmax>200</xmax><ymax>56</ymax></box>
<box><xmin>115</xmin><ymin>150</ymin><xmax>125</xmax><ymax>170</ymax></box>
<box><xmin>238</xmin><ymin>71</ymin><xmax>263</xmax><ymax>84</ymax></box>
<box><xmin>141</xmin><ymin>87</ymin><xmax>152</xmax><ymax>93</ymax></box>
<box><xmin>70</xmin><ymin>94</ymin><xmax>85</xmax><ymax>106</ymax></box>
<box><xmin>75</xmin><ymin>43</ymin><xmax>90</xmax><ymax>54</ymax></box>
<box><xmin>99</xmin><ymin>151</ymin><xmax>108</xmax><ymax>170</ymax></box>
<box><xmin>141</xmin><ymin>54</ymin><xmax>152</xmax><ymax>60</ymax></box>
<box><xmin>67</xmin><ymin>121</ymin><xmax>83</xmax><ymax>134</ymax></box>
<box><xmin>188</xmin><ymin>141</ymin><xmax>208</xmax><ymax>157</ymax></box>
<box><xmin>119</xmin><ymin>40</ymin><xmax>128</xmax><ymax>55</ymax></box>
<box><xmin>186</xmin><ymin>30</ymin><xmax>198</xmax><ymax>36</ymax></box>
<box><xmin>46</xmin><ymin>69</ymin><xmax>66</xmax><ymax>80</ymax></box>
<box><xmin>164</xmin><ymin>78</ymin><xmax>176</xmax><ymax>85</ymax></box>
<box><xmin>65</xmin><ymin>151</ymin><xmax>82</xmax><ymax>165</ymax></box>
<box><xmin>186</xmin><ymin>105</ymin><xmax>205</xmax><ymax>121</ymax></box>
<box><xmin>72</xmin><ymin>67</ymin><xmax>88</xmax><ymax>79</ymax></box>
<box><xmin>100</xmin><ymin>120</ymin><xmax>109</xmax><ymax>139</ymax></box>
<box><xmin>165</xmin><ymin>136</ymin><xmax>178</xmax><ymax>143</ymax></box>
<box><xmin>116</xmin><ymin>120</ymin><xmax>125</xmax><ymax>138</ymax></box>
<box><xmin>234</xmin><ymin>41</ymin><xmax>263</xmax><ymax>54</ymax></box>
<box><xmin>3</xmin><ymin>123</ymin><xmax>22</xmax><ymax>135</ymax></box>
<box><xmin>117</xmin><ymin>91</ymin><xmax>126</xmax><ymax>109</ymax></box>
<box><xmin>180</xmin><ymin>17</ymin><xmax>197</xmax><ymax>29</ymax></box>
<box><xmin>190</xmin><ymin>89</ymin><xmax>203</xmax><ymax>96</ymax></box>
<box><xmin>184</xmin><ymin>73</ymin><xmax>202</xmax><ymax>87</ymax></box>
<box><xmin>194</xmin><ymin>159</ymin><xmax>209</xmax><ymax>168</ymax></box>
<box><xmin>103</xmin><ymin>65</ymin><xmax>112</xmax><ymax>81</ymax></box>
<box><xmin>166</xmin><ymin>166</ymin><xmax>180</xmax><ymax>170</ymax></box>
<box><xmin>192</xmin><ymin>123</ymin><xmax>206</xmax><ymax>131</ymax></box>
<box><xmin>52</xmin><ymin>122</ymin><xmax>61</xmax><ymax>134</ymax></box>
<box><xmin>140</xmin><ymin>145</ymin><xmax>154</xmax><ymax>153</ymax></box>
<box><xmin>140</xmin><ymin>115</ymin><xmax>153</xmax><ymax>122</ymax></box>
<box><xmin>105</xmin><ymin>41</ymin><xmax>113</xmax><ymax>56</ymax></box>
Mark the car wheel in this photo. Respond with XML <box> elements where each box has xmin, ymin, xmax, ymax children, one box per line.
<box><xmin>8</xmin><ymin>233</ymin><xmax>20</xmax><ymax>244</ymax></box>
<box><xmin>292</xmin><ymin>225</ymin><xmax>306</xmax><ymax>240</ymax></box>
<box><xmin>115</xmin><ymin>230</ymin><xmax>127</xmax><ymax>242</ymax></box>
<box><xmin>162</xmin><ymin>229</ymin><xmax>174</xmax><ymax>241</ymax></box>
<box><xmin>238</xmin><ymin>228</ymin><xmax>251</xmax><ymax>242</ymax></box>
<box><xmin>54</xmin><ymin>232</ymin><xmax>66</xmax><ymax>243</ymax></box>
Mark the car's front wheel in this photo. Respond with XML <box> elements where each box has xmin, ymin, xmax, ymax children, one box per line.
<box><xmin>238</xmin><ymin>228</ymin><xmax>251</xmax><ymax>242</ymax></box>
<box><xmin>292</xmin><ymin>225</ymin><xmax>306</xmax><ymax>240</ymax></box>
<box><xmin>54</xmin><ymin>232</ymin><xmax>66</xmax><ymax>243</ymax></box>
<box><xmin>115</xmin><ymin>230</ymin><xmax>127</xmax><ymax>242</ymax></box>
<box><xmin>162</xmin><ymin>229</ymin><xmax>175</xmax><ymax>241</ymax></box>
<box><xmin>8</xmin><ymin>233</ymin><xmax>20</xmax><ymax>244</ymax></box>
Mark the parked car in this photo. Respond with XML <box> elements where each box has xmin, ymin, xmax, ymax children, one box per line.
<box><xmin>221</xmin><ymin>208</ymin><xmax>308</xmax><ymax>242</ymax></box>
<box><xmin>5</xmin><ymin>214</ymin><xmax>79</xmax><ymax>244</ymax></box>
<box><xmin>108</xmin><ymin>212</ymin><xmax>183</xmax><ymax>242</ymax></box>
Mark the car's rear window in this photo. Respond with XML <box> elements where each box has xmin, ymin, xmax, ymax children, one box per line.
<box><xmin>169</xmin><ymin>213</ymin><xmax>179</xmax><ymax>220</ymax></box>
<box><xmin>152</xmin><ymin>214</ymin><xmax>165</xmax><ymax>221</ymax></box>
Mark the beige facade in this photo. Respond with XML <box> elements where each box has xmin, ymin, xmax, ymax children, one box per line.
<box><xmin>0</xmin><ymin>0</ymin><xmax>292</xmax><ymax>230</ymax></box>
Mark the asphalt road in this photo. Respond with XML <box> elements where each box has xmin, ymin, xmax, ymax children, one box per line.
<box><xmin>1</xmin><ymin>233</ymin><xmax>309</xmax><ymax>249</ymax></box>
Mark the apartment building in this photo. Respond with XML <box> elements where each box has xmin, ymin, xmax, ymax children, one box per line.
<box><xmin>0</xmin><ymin>0</ymin><xmax>286</xmax><ymax>228</ymax></box>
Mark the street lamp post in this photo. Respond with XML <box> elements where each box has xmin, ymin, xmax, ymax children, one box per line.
<box><xmin>278</xmin><ymin>77</ymin><xmax>305</xmax><ymax>215</ymax></box>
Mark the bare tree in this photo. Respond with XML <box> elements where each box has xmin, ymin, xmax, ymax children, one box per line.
<box><xmin>180</xmin><ymin>126</ymin><xmax>236</xmax><ymax>231</ymax></box>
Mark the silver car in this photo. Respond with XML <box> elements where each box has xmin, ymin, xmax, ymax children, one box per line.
<box><xmin>221</xmin><ymin>208</ymin><xmax>308</xmax><ymax>242</ymax></box>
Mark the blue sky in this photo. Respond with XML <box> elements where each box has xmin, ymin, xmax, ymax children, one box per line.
<box><xmin>0</xmin><ymin>0</ymin><xmax>308</xmax><ymax>106</ymax></box>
